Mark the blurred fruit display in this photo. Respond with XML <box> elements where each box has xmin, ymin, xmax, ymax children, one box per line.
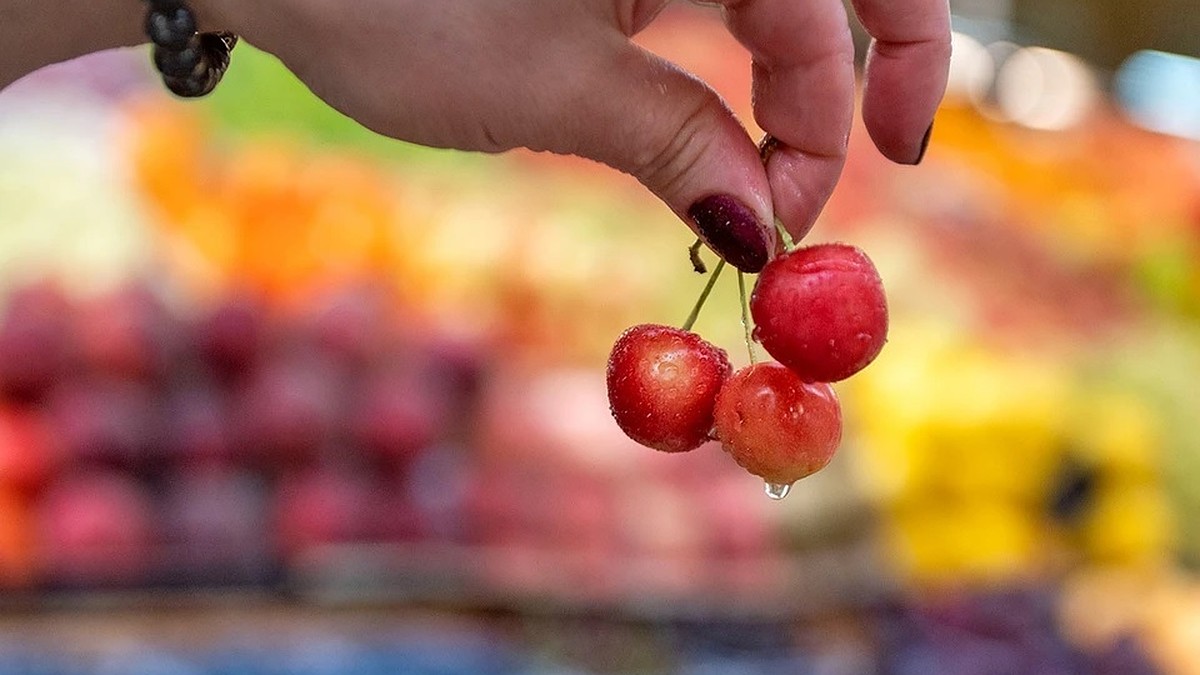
<box><xmin>0</xmin><ymin>5</ymin><xmax>1199</xmax><ymax>673</ymax></box>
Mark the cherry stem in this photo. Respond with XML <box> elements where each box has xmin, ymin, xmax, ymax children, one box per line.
<box><xmin>688</xmin><ymin>238</ymin><xmax>707</xmax><ymax>274</ymax></box>
<box><xmin>682</xmin><ymin>259</ymin><xmax>726</xmax><ymax>332</ymax></box>
<box><xmin>774</xmin><ymin>218</ymin><xmax>797</xmax><ymax>253</ymax></box>
<box><xmin>738</xmin><ymin>271</ymin><xmax>757</xmax><ymax>363</ymax></box>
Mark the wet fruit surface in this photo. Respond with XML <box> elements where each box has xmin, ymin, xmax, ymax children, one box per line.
<box><xmin>606</xmin><ymin>324</ymin><xmax>732</xmax><ymax>453</ymax></box>
<box><xmin>712</xmin><ymin>362</ymin><xmax>842</xmax><ymax>486</ymax></box>
<box><xmin>751</xmin><ymin>243</ymin><xmax>888</xmax><ymax>383</ymax></box>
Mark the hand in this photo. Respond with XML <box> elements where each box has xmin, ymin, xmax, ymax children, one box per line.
<box><xmin>194</xmin><ymin>0</ymin><xmax>951</xmax><ymax>272</ymax></box>
<box><xmin>0</xmin><ymin>0</ymin><xmax>143</xmax><ymax>91</ymax></box>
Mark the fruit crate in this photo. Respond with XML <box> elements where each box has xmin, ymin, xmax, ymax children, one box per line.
<box><xmin>0</xmin><ymin>272</ymin><xmax>894</xmax><ymax>619</ymax></box>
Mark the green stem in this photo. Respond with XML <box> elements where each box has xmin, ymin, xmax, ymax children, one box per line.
<box><xmin>774</xmin><ymin>218</ymin><xmax>797</xmax><ymax>253</ymax></box>
<box><xmin>681</xmin><ymin>259</ymin><xmax>726</xmax><ymax>332</ymax></box>
<box><xmin>738</xmin><ymin>271</ymin><xmax>757</xmax><ymax>363</ymax></box>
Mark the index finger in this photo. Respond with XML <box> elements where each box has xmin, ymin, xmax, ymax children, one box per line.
<box><xmin>850</xmin><ymin>0</ymin><xmax>952</xmax><ymax>164</ymax></box>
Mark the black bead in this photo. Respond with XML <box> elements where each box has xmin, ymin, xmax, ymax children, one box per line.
<box><xmin>163</xmin><ymin>73</ymin><xmax>211</xmax><ymax>98</ymax></box>
<box><xmin>144</xmin><ymin>1</ymin><xmax>237</xmax><ymax>98</ymax></box>
<box><xmin>145</xmin><ymin>6</ymin><xmax>196</xmax><ymax>50</ymax></box>
<box><xmin>156</xmin><ymin>44</ymin><xmax>229</xmax><ymax>97</ymax></box>
<box><xmin>210</xmin><ymin>31</ymin><xmax>239</xmax><ymax>52</ymax></box>
<box><xmin>153</xmin><ymin>42</ymin><xmax>204</xmax><ymax>78</ymax></box>
<box><xmin>199</xmin><ymin>32</ymin><xmax>236</xmax><ymax>73</ymax></box>
<box><xmin>202</xmin><ymin>67</ymin><xmax>226</xmax><ymax>93</ymax></box>
<box><xmin>166</xmin><ymin>61</ymin><xmax>228</xmax><ymax>98</ymax></box>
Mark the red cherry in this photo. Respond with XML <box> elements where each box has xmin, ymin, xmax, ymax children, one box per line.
<box><xmin>713</xmin><ymin>362</ymin><xmax>842</xmax><ymax>486</ymax></box>
<box><xmin>0</xmin><ymin>407</ymin><xmax>56</xmax><ymax>493</ymax></box>
<box><xmin>750</xmin><ymin>243</ymin><xmax>888</xmax><ymax>383</ymax></box>
<box><xmin>0</xmin><ymin>281</ymin><xmax>75</xmax><ymax>402</ymax></box>
<box><xmin>606</xmin><ymin>324</ymin><xmax>732</xmax><ymax>453</ymax></box>
<box><xmin>35</xmin><ymin>471</ymin><xmax>155</xmax><ymax>586</ymax></box>
<box><xmin>193</xmin><ymin>291</ymin><xmax>269</xmax><ymax>381</ymax></box>
<box><xmin>272</xmin><ymin>467</ymin><xmax>375</xmax><ymax>558</ymax></box>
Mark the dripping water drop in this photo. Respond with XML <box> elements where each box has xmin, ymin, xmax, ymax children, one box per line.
<box><xmin>764</xmin><ymin>482</ymin><xmax>792</xmax><ymax>501</ymax></box>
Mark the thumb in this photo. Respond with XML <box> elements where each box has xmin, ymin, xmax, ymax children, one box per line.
<box><xmin>563</xmin><ymin>43</ymin><xmax>775</xmax><ymax>273</ymax></box>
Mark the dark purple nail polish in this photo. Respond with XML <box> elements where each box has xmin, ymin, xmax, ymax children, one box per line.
<box><xmin>912</xmin><ymin>121</ymin><xmax>934</xmax><ymax>165</ymax></box>
<box><xmin>688</xmin><ymin>195</ymin><xmax>770</xmax><ymax>273</ymax></box>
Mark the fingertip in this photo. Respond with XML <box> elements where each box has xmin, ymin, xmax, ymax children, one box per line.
<box><xmin>860</xmin><ymin>39</ymin><xmax>950</xmax><ymax>164</ymax></box>
<box><xmin>913</xmin><ymin>121</ymin><xmax>933</xmax><ymax>165</ymax></box>
<box><xmin>762</xmin><ymin>143</ymin><xmax>845</xmax><ymax>244</ymax></box>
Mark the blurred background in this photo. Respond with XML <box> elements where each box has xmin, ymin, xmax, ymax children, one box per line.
<box><xmin>0</xmin><ymin>1</ymin><xmax>1198</xmax><ymax>673</ymax></box>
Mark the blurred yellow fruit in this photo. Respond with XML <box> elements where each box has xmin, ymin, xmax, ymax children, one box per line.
<box><xmin>887</xmin><ymin>499</ymin><xmax>1045</xmax><ymax>585</ymax></box>
<box><xmin>851</xmin><ymin>318</ymin><xmax>1070</xmax><ymax>503</ymax></box>
<box><xmin>1082</xmin><ymin>484</ymin><xmax>1176</xmax><ymax>566</ymax></box>
<box><xmin>1073</xmin><ymin>389</ymin><xmax>1163</xmax><ymax>480</ymax></box>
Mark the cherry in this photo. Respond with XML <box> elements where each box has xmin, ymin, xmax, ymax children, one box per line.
<box><xmin>193</xmin><ymin>291</ymin><xmax>269</xmax><ymax>381</ymax></box>
<box><xmin>0</xmin><ymin>281</ymin><xmax>76</xmax><ymax>402</ymax></box>
<box><xmin>712</xmin><ymin>361</ymin><xmax>842</xmax><ymax>486</ymax></box>
<box><xmin>750</xmin><ymin>243</ymin><xmax>888</xmax><ymax>383</ymax></box>
<box><xmin>348</xmin><ymin>367</ymin><xmax>450</xmax><ymax>467</ymax></box>
<box><xmin>231</xmin><ymin>354</ymin><xmax>341</xmax><ymax>469</ymax></box>
<box><xmin>0</xmin><ymin>407</ymin><xmax>57</xmax><ymax>494</ymax></box>
<box><xmin>272</xmin><ymin>466</ymin><xmax>376</xmax><ymax>558</ymax></box>
<box><xmin>76</xmin><ymin>283</ymin><xmax>182</xmax><ymax>383</ymax></box>
<box><xmin>606</xmin><ymin>324</ymin><xmax>731</xmax><ymax>453</ymax></box>
<box><xmin>35</xmin><ymin>471</ymin><xmax>156</xmax><ymax>587</ymax></box>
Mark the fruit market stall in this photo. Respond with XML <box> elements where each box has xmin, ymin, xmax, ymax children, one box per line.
<box><xmin>1</xmin><ymin>3</ymin><xmax>1199</xmax><ymax>674</ymax></box>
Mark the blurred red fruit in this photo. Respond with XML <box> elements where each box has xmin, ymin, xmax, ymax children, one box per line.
<box><xmin>422</xmin><ymin>331</ymin><xmax>489</xmax><ymax>418</ymax></box>
<box><xmin>303</xmin><ymin>282</ymin><xmax>399</xmax><ymax>370</ymax></box>
<box><xmin>348</xmin><ymin>368</ymin><xmax>449</xmax><ymax>467</ymax></box>
<box><xmin>76</xmin><ymin>283</ymin><xmax>181</xmax><ymax>382</ymax></box>
<box><xmin>161</xmin><ymin>383</ymin><xmax>235</xmax><ymax>469</ymax></box>
<box><xmin>0</xmin><ymin>407</ymin><xmax>57</xmax><ymax>493</ymax></box>
<box><xmin>365</xmin><ymin>479</ymin><xmax>429</xmax><ymax>544</ymax></box>
<box><xmin>47</xmin><ymin>379</ymin><xmax>157</xmax><ymax>469</ymax></box>
<box><xmin>272</xmin><ymin>466</ymin><xmax>375</xmax><ymax>558</ymax></box>
<box><xmin>233</xmin><ymin>356</ymin><xmax>342</xmax><ymax>469</ymax></box>
<box><xmin>0</xmin><ymin>488</ymin><xmax>34</xmax><ymax>588</ymax></box>
<box><xmin>0</xmin><ymin>281</ymin><xmax>76</xmax><ymax>401</ymax></box>
<box><xmin>35</xmin><ymin>471</ymin><xmax>155</xmax><ymax>586</ymax></box>
<box><xmin>462</xmin><ymin>464</ymin><xmax>527</xmax><ymax>547</ymax></box>
<box><xmin>193</xmin><ymin>291</ymin><xmax>269</xmax><ymax>381</ymax></box>
<box><xmin>703</xmin><ymin>477</ymin><xmax>773</xmax><ymax>559</ymax></box>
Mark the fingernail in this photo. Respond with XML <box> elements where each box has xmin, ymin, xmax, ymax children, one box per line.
<box><xmin>911</xmin><ymin>121</ymin><xmax>934</xmax><ymax>165</ymax></box>
<box><xmin>688</xmin><ymin>195</ymin><xmax>770</xmax><ymax>273</ymax></box>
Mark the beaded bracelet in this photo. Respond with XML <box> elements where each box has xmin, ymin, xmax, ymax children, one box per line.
<box><xmin>143</xmin><ymin>0</ymin><xmax>237</xmax><ymax>97</ymax></box>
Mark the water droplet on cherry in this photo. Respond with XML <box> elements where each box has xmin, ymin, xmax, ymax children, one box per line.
<box><xmin>764</xmin><ymin>482</ymin><xmax>792</xmax><ymax>500</ymax></box>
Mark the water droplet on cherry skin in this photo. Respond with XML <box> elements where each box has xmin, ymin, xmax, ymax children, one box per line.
<box><xmin>764</xmin><ymin>482</ymin><xmax>792</xmax><ymax>500</ymax></box>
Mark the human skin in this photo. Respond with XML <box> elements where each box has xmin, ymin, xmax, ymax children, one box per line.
<box><xmin>0</xmin><ymin>0</ymin><xmax>950</xmax><ymax>265</ymax></box>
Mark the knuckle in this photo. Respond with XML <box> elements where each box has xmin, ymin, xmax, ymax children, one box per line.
<box><xmin>632</xmin><ymin>90</ymin><xmax>720</xmax><ymax>196</ymax></box>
